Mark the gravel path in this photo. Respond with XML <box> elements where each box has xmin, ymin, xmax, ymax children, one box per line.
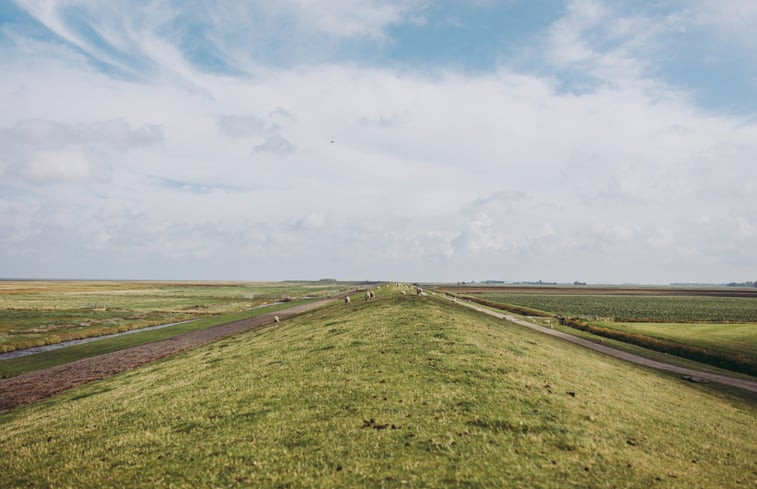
<box><xmin>0</xmin><ymin>298</ymin><xmax>335</xmax><ymax>412</ymax></box>
<box><xmin>450</xmin><ymin>297</ymin><xmax>757</xmax><ymax>393</ymax></box>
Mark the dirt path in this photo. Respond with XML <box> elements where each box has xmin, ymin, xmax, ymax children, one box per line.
<box><xmin>0</xmin><ymin>298</ymin><xmax>335</xmax><ymax>413</ymax></box>
<box><xmin>449</xmin><ymin>297</ymin><xmax>757</xmax><ymax>393</ymax></box>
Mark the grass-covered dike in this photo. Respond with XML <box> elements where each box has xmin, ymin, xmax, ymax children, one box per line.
<box><xmin>1</xmin><ymin>286</ymin><xmax>755</xmax><ymax>487</ymax></box>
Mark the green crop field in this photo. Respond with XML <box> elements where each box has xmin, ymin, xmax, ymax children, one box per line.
<box><xmin>1</xmin><ymin>287</ymin><xmax>754</xmax><ymax>488</ymax></box>
<box><xmin>470</xmin><ymin>291</ymin><xmax>757</xmax><ymax>322</ymax></box>
<box><xmin>0</xmin><ymin>281</ymin><xmax>357</xmax><ymax>353</ymax></box>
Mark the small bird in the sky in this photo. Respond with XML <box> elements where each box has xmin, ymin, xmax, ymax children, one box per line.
<box><xmin>330</xmin><ymin>140</ymin><xmax>334</xmax><ymax>143</ymax></box>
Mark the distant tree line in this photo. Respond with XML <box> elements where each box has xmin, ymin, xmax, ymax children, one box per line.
<box><xmin>671</xmin><ymin>281</ymin><xmax>757</xmax><ymax>287</ymax></box>
<box><xmin>725</xmin><ymin>281</ymin><xmax>757</xmax><ymax>288</ymax></box>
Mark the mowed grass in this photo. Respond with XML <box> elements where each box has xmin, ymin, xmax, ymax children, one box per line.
<box><xmin>0</xmin><ymin>281</ymin><xmax>355</xmax><ymax>352</ymax></box>
<box><xmin>1</xmin><ymin>288</ymin><xmax>755</xmax><ymax>488</ymax></box>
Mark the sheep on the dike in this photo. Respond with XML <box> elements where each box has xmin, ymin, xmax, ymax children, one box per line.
<box><xmin>345</xmin><ymin>296</ymin><xmax>351</xmax><ymax>304</ymax></box>
<box><xmin>274</xmin><ymin>316</ymin><xmax>280</xmax><ymax>323</ymax></box>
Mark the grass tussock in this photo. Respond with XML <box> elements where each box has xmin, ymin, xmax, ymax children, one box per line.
<box><xmin>1</xmin><ymin>287</ymin><xmax>755</xmax><ymax>488</ymax></box>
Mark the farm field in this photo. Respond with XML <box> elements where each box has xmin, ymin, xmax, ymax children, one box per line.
<box><xmin>1</xmin><ymin>286</ymin><xmax>754</xmax><ymax>488</ymax></box>
<box><xmin>439</xmin><ymin>286</ymin><xmax>757</xmax><ymax>376</ymax></box>
<box><xmin>443</xmin><ymin>287</ymin><xmax>757</xmax><ymax>322</ymax></box>
<box><xmin>0</xmin><ymin>281</ymin><xmax>357</xmax><ymax>353</ymax></box>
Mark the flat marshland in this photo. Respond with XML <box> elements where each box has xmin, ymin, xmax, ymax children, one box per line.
<box><xmin>1</xmin><ymin>287</ymin><xmax>754</xmax><ymax>487</ymax></box>
<box><xmin>0</xmin><ymin>300</ymin><xmax>299</xmax><ymax>379</ymax></box>
<box><xmin>0</xmin><ymin>281</ymin><xmax>353</xmax><ymax>354</ymax></box>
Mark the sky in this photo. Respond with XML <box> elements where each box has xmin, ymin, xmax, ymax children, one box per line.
<box><xmin>1</xmin><ymin>0</ymin><xmax>756</xmax><ymax>283</ymax></box>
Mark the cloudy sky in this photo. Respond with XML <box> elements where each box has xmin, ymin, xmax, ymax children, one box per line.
<box><xmin>1</xmin><ymin>0</ymin><xmax>756</xmax><ymax>283</ymax></box>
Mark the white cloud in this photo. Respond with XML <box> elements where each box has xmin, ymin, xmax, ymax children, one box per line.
<box><xmin>543</xmin><ymin>0</ymin><xmax>653</xmax><ymax>86</ymax></box>
<box><xmin>252</xmin><ymin>135</ymin><xmax>296</xmax><ymax>155</ymax></box>
<box><xmin>217</xmin><ymin>109</ymin><xmax>297</xmax><ymax>139</ymax></box>
<box><xmin>0</xmin><ymin>118</ymin><xmax>161</xmax><ymax>184</ymax></box>
<box><xmin>0</xmin><ymin>118</ymin><xmax>162</xmax><ymax>150</ymax></box>
<box><xmin>11</xmin><ymin>0</ymin><xmax>427</xmax><ymax>81</ymax></box>
<box><xmin>217</xmin><ymin>115</ymin><xmax>268</xmax><ymax>138</ymax></box>
<box><xmin>540</xmin><ymin>0</ymin><xmax>757</xmax><ymax>98</ymax></box>
<box><xmin>276</xmin><ymin>0</ymin><xmax>425</xmax><ymax>39</ymax></box>
<box><xmin>692</xmin><ymin>0</ymin><xmax>757</xmax><ymax>40</ymax></box>
<box><xmin>2</xmin><ymin>59</ymin><xmax>756</xmax><ymax>281</ymax></box>
<box><xmin>292</xmin><ymin>212</ymin><xmax>328</xmax><ymax>231</ymax></box>
<box><xmin>21</xmin><ymin>148</ymin><xmax>112</xmax><ymax>183</ymax></box>
<box><xmin>1</xmin><ymin>1</ymin><xmax>756</xmax><ymax>282</ymax></box>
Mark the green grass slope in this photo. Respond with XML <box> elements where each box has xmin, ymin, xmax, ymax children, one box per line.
<box><xmin>1</xmin><ymin>288</ymin><xmax>755</xmax><ymax>488</ymax></box>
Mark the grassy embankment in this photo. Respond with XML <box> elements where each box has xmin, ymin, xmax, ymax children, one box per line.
<box><xmin>0</xmin><ymin>281</ymin><xmax>355</xmax><ymax>353</ymax></box>
<box><xmin>441</xmin><ymin>288</ymin><xmax>757</xmax><ymax>377</ymax></box>
<box><xmin>1</xmin><ymin>286</ymin><xmax>754</xmax><ymax>488</ymax></box>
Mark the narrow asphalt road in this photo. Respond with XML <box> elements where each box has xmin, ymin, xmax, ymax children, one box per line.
<box><xmin>447</xmin><ymin>296</ymin><xmax>757</xmax><ymax>393</ymax></box>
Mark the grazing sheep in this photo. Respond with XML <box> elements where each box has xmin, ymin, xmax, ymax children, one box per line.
<box><xmin>345</xmin><ymin>296</ymin><xmax>351</xmax><ymax>304</ymax></box>
<box><xmin>369</xmin><ymin>291</ymin><xmax>375</xmax><ymax>299</ymax></box>
<box><xmin>274</xmin><ymin>316</ymin><xmax>280</xmax><ymax>323</ymax></box>
<box><xmin>416</xmin><ymin>287</ymin><xmax>423</xmax><ymax>296</ymax></box>
<box><xmin>400</xmin><ymin>290</ymin><xmax>406</xmax><ymax>295</ymax></box>
<box><xmin>365</xmin><ymin>291</ymin><xmax>371</xmax><ymax>301</ymax></box>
